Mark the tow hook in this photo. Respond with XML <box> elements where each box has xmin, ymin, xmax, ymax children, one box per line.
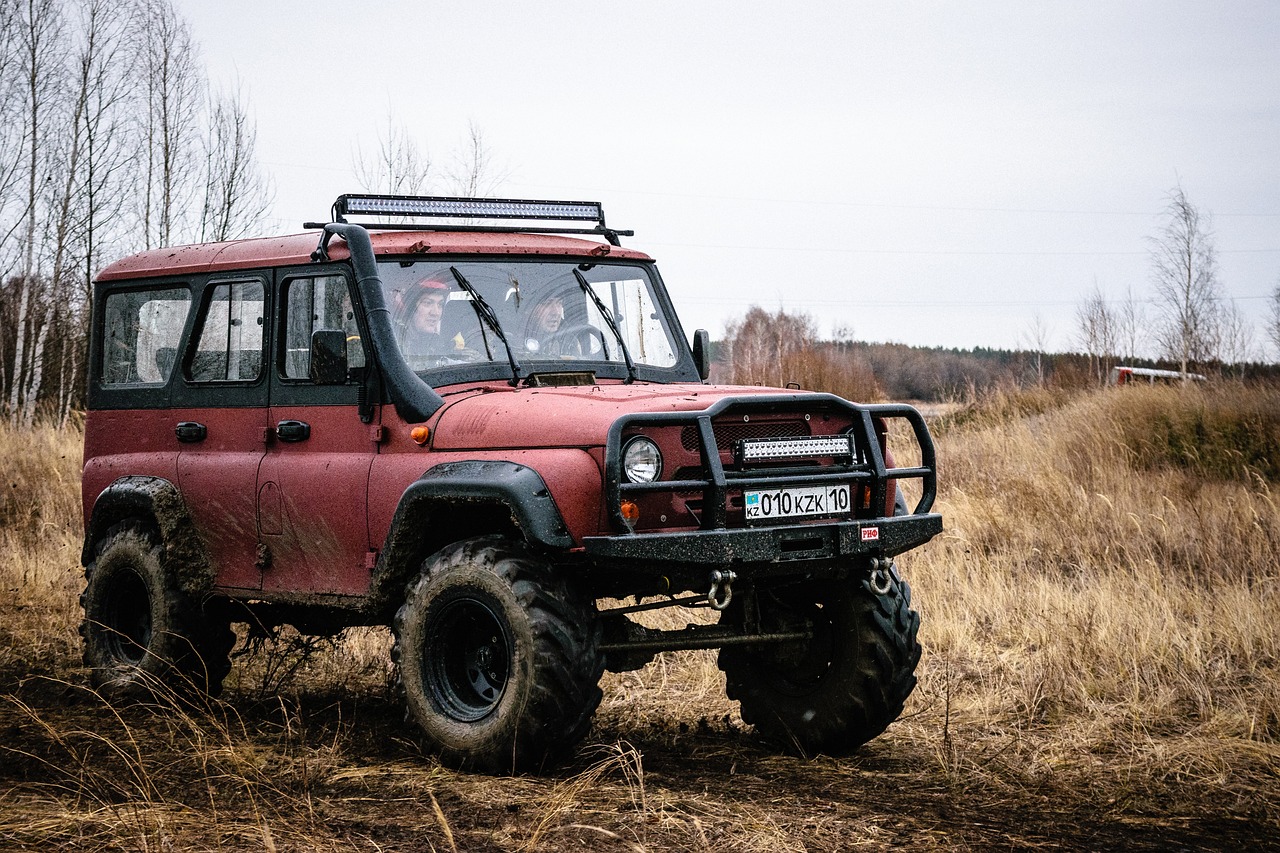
<box><xmin>708</xmin><ymin>569</ymin><xmax>737</xmax><ymax>611</ymax></box>
<box><xmin>869</xmin><ymin>558</ymin><xmax>895</xmax><ymax>595</ymax></box>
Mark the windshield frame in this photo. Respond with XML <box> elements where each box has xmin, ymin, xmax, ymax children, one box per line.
<box><xmin>372</xmin><ymin>254</ymin><xmax>700</xmax><ymax>388</ymax></box>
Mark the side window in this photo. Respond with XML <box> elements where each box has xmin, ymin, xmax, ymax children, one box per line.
<box><xmin>101</xmin><ymin>287</ymin><xmax>191</xmax><ymax>386</ymax></box>
<box><xmin>188</xmin><ymin>281</ymin><xmax>265</xmax><ymax>382</ymax></box>
<box><xmin>283</xmin><ymin>275</ymin><xmax>365</xmax><ymax>380</ymax></box>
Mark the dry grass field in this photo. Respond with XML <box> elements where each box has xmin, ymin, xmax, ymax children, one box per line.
<box><xmin>1</xmin><ymin>383</ymin><xmax>1277</xmax><ymax>851</ymax></box>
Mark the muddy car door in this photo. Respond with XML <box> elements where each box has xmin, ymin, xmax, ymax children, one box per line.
<box><xmin>173</xmin><ymin>276</ymin><xmax>270</xmax><ymax>591</ymax></box>
<box><xmin>258</xmin><ymin>270</ymin><xmax>376</xmax><ymax>597</ymax></box>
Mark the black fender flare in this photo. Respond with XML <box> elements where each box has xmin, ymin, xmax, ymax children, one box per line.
<box><xmin>367</xmin><ymin>460</ymin><xmax>574</xmax><ymax>616</ymax></box>
<box><xmin>81</xmin><ymin>476</ymin><xmax>216</xmax><ymax>596</ymax></box>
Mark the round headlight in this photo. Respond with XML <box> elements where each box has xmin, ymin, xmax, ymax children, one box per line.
<box><xmin>622</xmin><ymin>436</ymin><xmax>662</xmax><ymax>483</ymax></box>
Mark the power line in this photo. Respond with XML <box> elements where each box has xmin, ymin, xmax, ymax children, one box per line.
<box><xmin>642</xmin><ymin>240</ymin><xmax>1280</xmax><ymax>258</ymax></box>
<box><xmin>507</xmin><ymin>181</ymin><xmax>1280</xmax><ymax>219</ymax></box>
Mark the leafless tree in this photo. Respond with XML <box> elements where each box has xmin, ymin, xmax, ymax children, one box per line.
<box><xmin>1268</xmin><ymin>279</ymin><xmax>1280</xmax><ymax>362</ymax></box>
<box><xmin>1114</xmin><ymin>285</ymin><xmax>1147</xmax><ymax>364</ymax></box>
<box><xmin>1149</xmin><ymin>185</ymin><xmax>1223</xmax><ymax>379</ymax></box>
<box><xmin>44</xmin><ymin>0</ymin><xmax>137</xmax><ymax>424</ymax></box>
<box><xmin>354</xmin><ymin>114</ymin><xmax>431</xmax><ymax>196</ymax></box>
<box><xmin>1075</xmin><ymin>282</ymin><xmax>1118</xmax><ymax>385</ymax></box>
<box><xmin>136</xmin><ymin>0</ymin><xmax>202</xmax><ymax>248</ymax></box>
<box><xmin>445</xmin><ymin>121</ymin><xmax>507</xmax><ymax>198</ymax></box>
<box><xmin>199</xmin><ymin>83</ymin><xmax>272</xmax><ymax>241</ymax></box>
<box><xmin>722</xmin><ymin>306</ymin><xmax>818</xmax><ymax>388</ymax></box>
<box><xmin>1020</xmin><ymin>312</ymin><xmax>1052</xmax><ymax>387</ymax></box>
<box><xmin>5</xmin><ymin>0</ymin><xmax>64</xmax><ymax>425</ymax></box>
<box><xmin>1216</xmin><ymin>298</ymin><xmax>1256</xmax><ymax>367</ymax></box>
<box><xmin>0</xmin><ymin>0</ymin><xmax>29</xmax><ymax>265</ymax></box>
<box><xmin>0</xmin><ymin>0</ymin><xmax>274</xmax><ymax>423</ymax></box>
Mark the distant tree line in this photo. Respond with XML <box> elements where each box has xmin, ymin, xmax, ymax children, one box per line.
<box><xmin>714</xmin><ymin>306</ymin><xmax>1279</xmax><ymax>403</ymax></box>
<box><xmin>0</xmin><ymin>0</ymin><xmax>270</xmax><ymax>426</ymax></box>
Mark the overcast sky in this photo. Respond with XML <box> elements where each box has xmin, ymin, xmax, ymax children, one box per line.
<box><xmin>181</xmin><ymin>1</ymin><xmax>1280</xmax><ymax>356</ymax></box>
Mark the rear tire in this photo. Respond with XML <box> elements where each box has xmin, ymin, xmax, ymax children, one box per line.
<box><xmin>718</xmin><ymin>570</ymin><xmax>921</xmax><ymax>756</ymax></box>
<box><xmin>393</xmin><ymin>536</ymin><xmax>603</xmax><ymax>773</ymax></box>
<box><xmin>80</xmin><ymin>521</ymin><xmax>234</xmax><ymax>698</ymax></box>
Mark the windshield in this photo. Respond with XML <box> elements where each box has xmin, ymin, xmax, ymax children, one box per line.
<box><xmin>377</xmin><ymin>259</ymin><xmax>679</xmax><ymax>374</ymax></box>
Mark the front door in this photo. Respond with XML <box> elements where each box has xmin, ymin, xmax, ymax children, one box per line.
<box><xmin>258</xmin><ymin>270</ymin><xmax>376</xmax><ymax>597</ymax></box>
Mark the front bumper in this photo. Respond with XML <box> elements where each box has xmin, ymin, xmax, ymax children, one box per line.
<box><xmin>582</xmin><ymin>512</ymin><xmax>943</xmax><ymax>567</ymax></box>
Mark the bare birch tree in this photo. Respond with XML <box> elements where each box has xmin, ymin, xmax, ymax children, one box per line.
<box><xmin>1269</xmin><ymin>280</ymin><xmax>1280</xmax><ymax>362</ymax></box>
<box><xmin>0</xmin><ymin>0</ymin><xmax>274</xmax><ymax>422</ymax></box>
<box><xmin>1020</xmin><ymin>312</ymin><xmax>1051</xmax><ymax>387</ymax></box>
<box><xmin>5</xmin><ymin>0</ymin><xmax>64</xmax><ymax>425</ymax></box>
<box><xmin>1216</xmin><ymin>298</ymin><xmax>1255</xmax><ymax>367</ymax></box>
<box><xmin>354</xmin><ymin>115</ymin><xmax>431</xmax><ymax>196</ymax></box>
<box><xmin>199</xmin><ymin>83</ymin><xmax>272</xmax><ymax>241</ymax></box>
<box><xmin>445</xmin><ymin>121</ymin><xmax>506</xmax><ymax>198</ymax></box>
<box><xmin>1114</xmin><ymin>285</ymin><xmax>1147</xmax><ymax>364</ymax></box>
<box><xmin>1075</xmin><ymin>283</ymin><xmax>1117</xmax><ymax>385</ymax></box>
<box><xmin>1149</xmin><ymin>186</ymin><xmax>1223</xmax><ymax>379</ymax></box>
<box><xmin>137</xmin><ymin>0</ymin><xmax>202</xmax><ymax>248</ymax></box>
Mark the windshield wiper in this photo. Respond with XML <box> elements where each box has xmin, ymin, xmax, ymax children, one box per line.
<box><xmin>573</xmin><ymin>269</ymin><xmax>637</xmax><ymax>384</ymax></box>
<box><xmin>449</xmin><ymin>266</ymin><xmax>522</xmax><ymax>386</ymax></box>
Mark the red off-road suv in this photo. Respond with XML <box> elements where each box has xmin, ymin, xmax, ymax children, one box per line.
<box><xmin>80</xmin><ymin>195</ymin><xmax>941</xmax><ymax>772</ymax></box>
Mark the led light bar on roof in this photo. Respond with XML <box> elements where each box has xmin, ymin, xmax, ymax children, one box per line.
<box><xmin>738</xmin><ymin>435</ymin><xmax>854</xmax><ymax>462</ymax></box>
<box><xmin>335</xmin><ymin>194</ymin><xmax>603</xmax><ymax>223</ymax></box>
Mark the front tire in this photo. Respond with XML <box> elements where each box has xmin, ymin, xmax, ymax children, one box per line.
<box><xmin>80</xmin><ymin>521</ymin><xmax>234</xmax><ymax>698</ymax></box>
<box><xmin>393</xmin><ymin>537</ymin><xmax>603</xmax><ymax>773</ymax></box>
<box><xmin>718</xmin><ymin>570</ymin><xmax>921</xmax><ymax>756</ymax></box>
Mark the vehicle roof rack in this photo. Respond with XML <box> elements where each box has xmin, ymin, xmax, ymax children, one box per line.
<box><xmin>304</xmin><ymin>194</ymin><xmax>633</xmax><ymax>246</ymax></box>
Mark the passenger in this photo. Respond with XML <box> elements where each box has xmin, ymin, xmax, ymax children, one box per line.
<box><xmin>396</xmin><ymin>276</ymin><xmax>456</xmax><ymax>366</ymax></box>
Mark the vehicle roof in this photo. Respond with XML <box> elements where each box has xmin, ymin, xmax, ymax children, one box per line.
<box><xmin>96</xmin><ymin>229</ymin><xmax>654</xmax><ymax>282</ymax></box>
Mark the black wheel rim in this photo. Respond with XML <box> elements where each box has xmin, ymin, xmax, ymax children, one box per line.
<box><xmin>425</xmin><ymin>596</ymin><xmax>511</xmax><ymax>722</ymax></box>
<box><xmin>102</xmin><ymin>569</ymin><xmax>152</xmax><ymax>665</ymax></box>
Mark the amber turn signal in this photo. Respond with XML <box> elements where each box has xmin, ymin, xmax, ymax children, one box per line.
<box><xmin>620</xmin><ymin>500</ymin><xmax>640</xmax><ymax>524</ymax></box>
<box><xmin>410</xmin><ymin>426</ymin><xmax>431</xmax><ymax>446</ymax></box>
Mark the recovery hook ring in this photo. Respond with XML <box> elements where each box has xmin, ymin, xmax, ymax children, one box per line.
<box><xmin>708</xmin><ymin>569</ymin><xmax>737</xmax><ymax>611</ymax></box>
<box><xmin>869</xmin><ymin>559</ymin><xmax>895</xmax><ymax>596</ymax></box>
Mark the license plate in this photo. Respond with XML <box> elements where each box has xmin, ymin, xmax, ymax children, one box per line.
<box><xmin>744</xmin><ymin>485</ymin><xmax>850</xmax><ymax>521</ymax></box>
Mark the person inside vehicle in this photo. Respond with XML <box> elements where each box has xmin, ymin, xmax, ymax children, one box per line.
<box><xmin>396</xmin><ymin>276</ymin><xmax>459</xmax><ymax>366</ymax></box>
<box><xmin>524</xmin><ymin>293</ymin><xmax>582</xmax><ymax>356</ymax></box>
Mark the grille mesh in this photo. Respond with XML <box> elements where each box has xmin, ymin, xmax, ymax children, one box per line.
<box><xmin>680</xmin><ymin>420</ymin><xmax>809</xmax><ymax>452</ymax></box>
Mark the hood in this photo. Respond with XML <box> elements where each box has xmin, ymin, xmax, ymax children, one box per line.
<box><xmin>430</xmin><ymin>382</ymin><xmax>787</xmax><ymax>450</ymax></box>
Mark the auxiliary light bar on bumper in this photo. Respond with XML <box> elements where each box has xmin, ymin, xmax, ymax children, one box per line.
<box><xmin>582</xmin><ymin>394</ymin><xmax>942</xmax><ymax>567</ymax></box>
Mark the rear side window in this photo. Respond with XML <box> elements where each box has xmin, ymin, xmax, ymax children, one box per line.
<box><xmin>101</xmin><ymin>287</ymin><xmax>191</xmax><ymax>386</ymax></box>
<box><xmin>188</xmin><ymin>281</ymin><xmax>265</xmax><ymax>382</ymax></box>
<box><xmin>282</xmin><ymin>275</ymin><xmax>366</xmax><ymax>379</ymax></box>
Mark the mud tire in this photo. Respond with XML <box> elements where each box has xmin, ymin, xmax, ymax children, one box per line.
<box><xmin>80</xmin><ymin>521</ymin><xmax>234</xmax><ymax>698</ymax></box>
<box><xmin>393</xmin><ymin>536</ymin><xmax>604</xmax><ymax>773</ymax></box>
<box><xmin>718</xmin><ymin>571</ymin><xmax>921</xmax><ymax>756</ymax></box>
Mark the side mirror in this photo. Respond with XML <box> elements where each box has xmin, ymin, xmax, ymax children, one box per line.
<box><xmin>692</xmin><ymin>329</ymin><xmax>711</xmax><ymax>381</ymax></box>
<box><xmin>310</xmin><ymin>329</ymin><xmax>348</xmax><ymax>384</ymax></box>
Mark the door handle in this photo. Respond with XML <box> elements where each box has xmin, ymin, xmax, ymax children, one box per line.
<box><xmin>276</xmin><ymin>420</ymin><xmax>311</xmax><ymax>442</ymax></box>
<box><xmin>175</xmin><ymin>421</ymin><xmax>207</xmax><ymax>443</ymax></box>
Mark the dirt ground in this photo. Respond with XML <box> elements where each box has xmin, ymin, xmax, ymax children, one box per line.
<box><xmin>1</xmin><ymin>627</ymin><xmax>1271</xmax><ymax>852</ymax></box>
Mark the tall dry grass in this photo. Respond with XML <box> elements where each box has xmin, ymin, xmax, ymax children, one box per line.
<box><xmin>901</xmin><ymin>383</ymin><xmax>1280</xmax><ymax>795</ymax></box>
<box><xmin>1</xmin><ymin>384</ymin><xmax>1278</xmax><ymax>849</ymax></box>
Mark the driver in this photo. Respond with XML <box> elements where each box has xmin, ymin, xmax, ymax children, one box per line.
<box><xmin>524</xmin><ymin>294</ymin><xmax>575</xmax><ymax>355</ymax></box>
